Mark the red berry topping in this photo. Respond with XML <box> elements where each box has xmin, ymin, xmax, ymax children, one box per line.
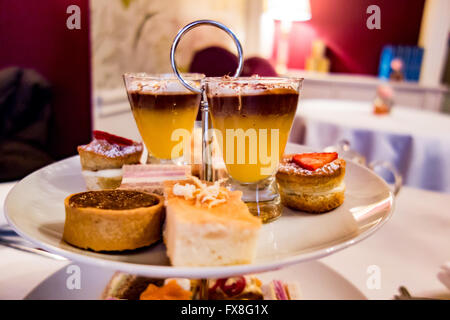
<box><xmin>293</xmin><ymin>152</ymin><xmax>338</xmax><ymax>171</ymax></box>
<box><xmin>93</xmin><ymin>130</ymin><xmax>134</xmax><ymax>146</ymax></box>
<box><xmin>219</xmin><ymin>276</ymin><xmax>246</xmax><ymax>297</ymax></box>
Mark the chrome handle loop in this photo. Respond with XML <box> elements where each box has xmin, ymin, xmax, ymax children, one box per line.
<box><xmin>170</xmin><ymin>19</ymin><xmax>244</xmax><ymax>93</ymax></box>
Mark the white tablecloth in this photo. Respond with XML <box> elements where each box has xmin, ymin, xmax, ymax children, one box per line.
<box><xmin>1</xmin><ymin>181</ymin><xmax>449</xmax><ymax>300</ymax></box>
<box><xmin>290</xmin><ymin>99</ymin><xmax>450</xmax><ymax>192</ymax></box>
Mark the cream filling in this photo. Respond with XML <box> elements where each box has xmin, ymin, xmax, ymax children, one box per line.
<box><xmin>164</xmin><ymin>278</ymin><xmax>191</xmax><ymax>291</ymax></box>
<box><xmin>82</xmin><ymin>168</ymin><xmax>123</xmax><ymax>178</ymax></box>
<box><xmin>286</xmin><ymin>181</ymin><xmax>345</xmax><ymax>196</ymax></box>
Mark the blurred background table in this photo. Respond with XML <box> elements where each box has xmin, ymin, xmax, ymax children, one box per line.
<box><xmin>1</xmin><ymin>181</ymin><xmax>449</xmax><ymax>300</ymax></box>
<box><xmin>290</xmin><ymin>99</ymin><xmax>450</xmax><ymax>192</ymax></box>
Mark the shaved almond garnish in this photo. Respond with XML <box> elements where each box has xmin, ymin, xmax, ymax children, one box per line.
<box><xmin>172</xmin><ymin>177</ymin><xmax>229</xmax><ymax>208</ymax></box>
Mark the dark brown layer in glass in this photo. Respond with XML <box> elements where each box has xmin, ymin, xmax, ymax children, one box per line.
<box><xmin>207</xmin><ymin>89</ymin><xmax>299</xmax><ymax>116</ymax></box>
<box><xmin>69</xmin><ymin>190</ymin><xmax>159</xmax><ymax>210</ymax></box>
<box><xmin>127</xmin><ymin>91</ymin><xmax>201</xmax><ymax>111</ymax></box>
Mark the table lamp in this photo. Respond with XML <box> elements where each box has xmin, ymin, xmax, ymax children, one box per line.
<box><xmin>268</xmin><ymin>0</ymin><xmax>311</xmax><ymax>74</ymax></box>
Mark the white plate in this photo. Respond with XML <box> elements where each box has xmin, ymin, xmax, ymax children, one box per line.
<box><xmin>5</xmin><ymin>143</ymin><xmax>394</xmax><ymax>278</ymax></box>
<box><xmin>24</xmin><ymin>261</ymin><xmax>366</xmax><ymax>300</ymax></box>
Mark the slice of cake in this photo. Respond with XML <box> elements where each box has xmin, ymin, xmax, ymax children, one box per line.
<box><xmin>77</xmin><ymin>131</ymin><xmax>143</xmax><ymax>190</ymax></box>
<box><xmin>163</xmin><ymin>178</ymin><xmax>262</xmax><ymax>267</ymax></box>
<box><xmin>120</xmin><ymin>164</ymin><xmax>190</xmax><ymax>195</ymax></box>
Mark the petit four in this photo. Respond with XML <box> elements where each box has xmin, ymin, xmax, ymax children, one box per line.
<box><xmin>163</xmin><ymin>177</ymin><xmax>262</xmax><ymax>267</ymax></box>
<box><xmin>262</xmin><ymin>280</ymin><xmax>302</xmax><ymax>300</ymax></box>
<box><xmin>140</xmin><ymin>278</ymin><xmax>193</xmax><ymax>300</ymax></box>
<box><xmin>102</xmin><ymin>273</ymin><xmax>200</xmax><ymax>300</ymax></box>
<box><xmin>120</xmin><ymin>163</ymin><xmax>190</xmax><ymax>195</ymax></box>
<box><xmin>276</xmin><ymin>153</ymin><xmax>346</xmax><ymax>213</ymax></box>
<box><xmin>207</xmin><ymin>276</ymin><xmax>263</xmax><ymax>300</ymax></box>
<box><xmin>101</xmin><ymin>272</ymin><xmax>163</xmax><ymax>300</ymax></box>
<box><xmin>77</xmin><ymin>131</ymin><xmax>143</xmax><ymax>190</ymax></box>
<box><xmin>101</xmin><ymin>273</ymin><xmax>301</xmax><ymax>300</ymax></box>
<box><xmin>63</xmin><ymin>189</ymin><xmax>164</xmax><ymax>251</ymax></box>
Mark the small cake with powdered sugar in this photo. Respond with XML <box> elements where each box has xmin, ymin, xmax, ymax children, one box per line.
<box><xmin>77</xmin><ymin>131</ymin><xmax>143</xmax><ymax>190</ymax></box>
<box><xmin>276</xmin><ymin>153</ymin><xmax>346</xmax><ymax>213</ymax></box>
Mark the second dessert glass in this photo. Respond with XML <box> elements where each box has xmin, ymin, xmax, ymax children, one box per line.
<box><xmin>204</xmin><ymin>76</ymin><xmax>303</xmax><ymax>222</ymax></box>
<box><xmin>123</xmin><ymin>73</ymin><xmax>204</xmax><ymax>164</ymax></box>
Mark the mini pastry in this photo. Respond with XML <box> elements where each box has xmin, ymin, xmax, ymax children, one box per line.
<box><xmin>77</xmin><ymin>131</ymin><xmax>143</xmax><ymax>190</ymax></box>
<box><xmin>207</xmin><ymin>276</ymin><xmax>263</xmax><ymax>300</ymax></box>
<box><xmin>101</xmin><ymin>273</ymin><xmax>300</xmax><ymax>300</ymax></box>
<box><xmin>276</xmin><ymin>152</ymin><xmax>346</xmax><ymax>213</ymax></box>
<box><xmin>101</xmin><ymin>272</ymin><xmax>163</xmax><ymax>300</ymax></box>
<box><xmin>120</xmin><ymin>163</ymin><xmax>190</xmax><ymax>195</ymax></box>
<box><xmin>262</xmin><ymin>280</ymin><xmax>302</xmax><ymax>300</ymax></box>
<box><xmin>102</xmin><ymin>273</ymin><xmax>200</xmax><ymax>300</ymax></box>
<box><xmin>163</xmin><ymin>177</ymin><xmax>262</xmax><ymax>267</ymax></box>
<box><xmin>63</xmin><ymin>189</ymin><xmax>164</xmax><ymax>251</ymax></box>
<box><xmin>140</xmin><ymin>278</ymin><xmax>193</xmax><ymax>300</ymax></box>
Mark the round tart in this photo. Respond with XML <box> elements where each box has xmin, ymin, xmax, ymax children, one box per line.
<box><xmin>276</xmin><ymin>154</ymin><xmax>346</xmax><ymax>213</ymax></box>
<box><xmin>63</xmin><ymin>190</ymin><xmax>164</xmax><ymax>251</ymax></box>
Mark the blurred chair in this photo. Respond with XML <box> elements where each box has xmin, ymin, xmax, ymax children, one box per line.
<box><xmin>0</xmin><ymin>0</ymin><xmax>92</xmax><ymax>167</ymax></box>
<box><xmin>189</xmin><ymin>46</ymin><xmax>278</xmax><ymax>77</ymax></box>
<box><xmin>189</xmin><ymin>46</ymin><xmax>239</xmax><ymax>77</ymax></box>
<box><xmin>189</xmin><ymin>46</ymin><xmax>277</xmax><ymax>119</ymax></box>
<box><xmin>242</xmin><ymin>57</ymin><xmax>278</xmax><ymax>77</ymax></box>
<box><xmin>0</xmin><ymin>67</ymin><xmax>53</xmax><ymax>181</ymax></box>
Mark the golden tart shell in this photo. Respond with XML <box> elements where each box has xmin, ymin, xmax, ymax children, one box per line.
<box><xmin>63</xmin><ymin>190</ymin><xmax>164</xmax><ymax>251</ymax></box>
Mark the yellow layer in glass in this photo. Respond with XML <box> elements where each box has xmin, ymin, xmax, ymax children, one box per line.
<box><xmin>132</xmin><ymin>107</ymin><xmax>197</xmax><ymax>160</ymax></box>
<box><xmin>212</xmin><ymin>113</ymin><xmax>295</xmax><ymax>183</ymax></box>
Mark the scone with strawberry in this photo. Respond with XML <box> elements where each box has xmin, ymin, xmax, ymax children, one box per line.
<box><xmin>77</xmin><ymin>131</ymin><xmax>143</xmax><ymax>190</ymax></box>
<box><xmin>276</xmin><ymin>152</ymin><xmax>346</xmax><ymax>213</ymax></box>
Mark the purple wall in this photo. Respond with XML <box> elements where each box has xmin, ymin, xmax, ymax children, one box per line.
<box><xmin>0</xmin><ymin>0</ymin><xmax>92</xmax><ymax>159</ymax></box>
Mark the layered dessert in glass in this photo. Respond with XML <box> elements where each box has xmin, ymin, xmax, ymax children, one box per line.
<box><xmin>204</xmin><ymin>76</ymin><xmax>302</xmax><ymax>222</ymax></box>
<box><xmin>123</xmin><ymin>73</ymin><xmax>204</xmax><ymax>163</ymax></box>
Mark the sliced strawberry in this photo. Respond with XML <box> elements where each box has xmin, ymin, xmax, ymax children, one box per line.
<box><xmin>293</xmin><ymin>152</ymin><xmax>338</xmax><ymax>171</ymax></box>
<box><xmin>93</xmin><ymin>130</ymin><xmax>134</xmax><ymax>146</ymax></box>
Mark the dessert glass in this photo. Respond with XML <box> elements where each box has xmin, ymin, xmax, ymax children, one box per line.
<box><xmin>123</xmin><ymin>73</ymin><xmax>204</xmax><ymax>164</ymax></box>
<box><xmin>204</xmin><ymin>76</ymin><xmax>302</xmax><ymax>222</ymax></box>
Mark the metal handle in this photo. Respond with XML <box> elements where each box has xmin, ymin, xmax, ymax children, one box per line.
<box><xmin>170</xmin><ymin>19</ymin><xmax>244</xmax><ymax>93</ymax></box>
<box><xmin>170</xmin><ymin>20</ymin><xmax>244</xmax><ymax>181</ymax></box>
<box><xmin>369</xmin><ymin>160</ymin><xmax>403</xmax><ymax>196</ymax></box>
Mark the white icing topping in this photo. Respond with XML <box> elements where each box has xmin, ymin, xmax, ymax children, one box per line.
<box><xmin>279</xmin><ymin>159</ymin><xmax>341</xmax><ymax>176</ymax></box>
<box><xmin>173</xmin><ymin>183</ymin><xmax>197</xmax><ymax>200</ymax></box>
<box><xmin>205</xmin><ymin>76</ymin><xmax>298</xmax><ymax>96</ymax></box>
<box><xmin>172</xmin><ymin>176</ymin><xmax>229</xmax><ymax>208</ymax></box>
<box><xmin>128</xmin><ymin>78</ymin><xmax>201</xmax><ymax>94</ymax></box>
<box><xmin>164</xmin><ymin>278</ymin><xmax>191</xmax><ymax>291</ymax></box>
<box><xmin>82</xmin><ymin>139</ymin><xmax>142</xmax><ymax>158</ymax></box>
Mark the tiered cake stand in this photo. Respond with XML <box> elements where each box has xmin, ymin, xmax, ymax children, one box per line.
<box><xmin>4</xmin><ymin>21</ymin><xmax>395</xmax><ymax>279</ymax></box>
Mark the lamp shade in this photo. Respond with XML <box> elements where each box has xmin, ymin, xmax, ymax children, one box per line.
<box><xmin>267</xmin><ymin>0</ymin><xmax>311</xmax><ymax>22</ymax></box>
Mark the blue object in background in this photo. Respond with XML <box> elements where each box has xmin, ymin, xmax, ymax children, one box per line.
<box><xmin>410</xmin><ymin>47</ymin><xmax>424</xmax><ymax>81</ymax></box>
<box><xmin>378</xmin><ymin>45</ymin><xmax>423</xmax><ymax>82</ymax></box>
<box><xmin>378</xmin><ymin>45</ymin><xmax>394</xmax><ymax>79</ymax></box>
